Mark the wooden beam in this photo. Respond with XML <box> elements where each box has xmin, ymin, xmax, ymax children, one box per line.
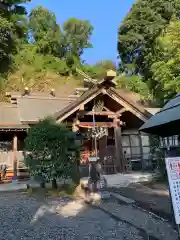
<box><xmin>56</xmin><ymin>88</ymin><xmax>103</xmax><ymax>122</ymax></box>
<box><xmin>76</xmin><ymin>122</ymin><xmax>117</xmax><ymax>128</ymax></box>
<box><xmin>79</xmin><ymin>104</ymin><xmax>84</xmax><ymax>110</ymax></box>
<box><xmin>103</xmin><ymin>106</ymin><xmax>111</xmax><ymax>112</ymax></box>
<box><xmin>66</xmin><ymin>121</ymin><xmax>124</xmax><ymax>127</ymax></box>
<box><xmin>84</xmin><ymin>111</ymin><xmax>117</xmax><ymax>116</ymax></box>
<box><xmin>116</xmin><ymin>108</ymin><xmax>127</xmax><ymax>115</ymax></box>
<box><xmin>113</xmin><ymin>118</ymin><xmax>125</xmax><ymax>173</ymax></box>
<box><xmin>107</xmin><ymin>90</ymin><xmax>147</xmax><ymax>122</ymax></box>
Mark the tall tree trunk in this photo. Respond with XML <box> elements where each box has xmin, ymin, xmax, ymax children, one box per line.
<box><xmin>40</xmin><ymin>181</ymin><xmax>45</xmax><ymax>188</ymax></box>
<box><xmin>52</xmin><ymin>179</ymin><xmax>57</xmax><ymax>189</ymax></box>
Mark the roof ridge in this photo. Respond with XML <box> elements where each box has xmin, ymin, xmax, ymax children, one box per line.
<box><xmin>16</xmin><ymin>96</ymin><xmax>76</xmax><ymax>101</ymax></box>
<box><xmin>0</xmin><ymin>103</ymin><xmax>17</xmax><ymax>108</ymax></box>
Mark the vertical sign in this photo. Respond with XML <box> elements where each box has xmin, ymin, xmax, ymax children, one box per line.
<box><xmin>165</xmin><ymin>157</ymin><xmax>180</xmax><ymax>224</ymax></box>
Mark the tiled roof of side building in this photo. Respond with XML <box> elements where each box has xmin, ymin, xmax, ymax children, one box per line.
<box><xmin>0</xmin><ymin>103</ymin><xmax>29</xmax><ymax>129</ymax></box>
<box><xmin>17</xmin><ymin>97</ymin><xmax>72</xmax><ymax>124</ymax></box>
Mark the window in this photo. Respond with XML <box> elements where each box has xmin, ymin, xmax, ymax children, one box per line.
<box><xmin>141</xmin><ymin>135</ymin><xmax>149</xmax><ymax>146</ymax></box>
<box><xmin>143</xmin><ymin>147</ymin><xmax>150</xmax><ymax>154</ymax></box>
<box><xmin>122</xmin><ymin>134</ymin><xmax>141</xmax><ymax>161</ymax></box>
<box><xmin>122</xmin><ymin>136</ymin><xmax>130</xmax><ymax>147</ymax></box>
<box><xmin>131</xmin><ymin>147</ymin><xmax>141</xmax><ymax>155</ymax></box>
<box><xmin>160</xmin><ymin>135</ymin><xmax>179</xmax><ymax>147</ymax></box>
<box><xmin>130</xmin><ymin>135</ymin><xmax>140</xmax><ymax>147</ymax></box>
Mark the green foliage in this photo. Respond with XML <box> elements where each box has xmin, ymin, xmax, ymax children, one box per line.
<box><xmin>0</xmin><ymin>16</ymin><xmax>13</xmax><ymax>73</ymax></box>
<box><xmin>0</xmin><ymin>0</ymin><xmax>30</xmax><ymax>73</ymax></box>
<box><xmin>151</xmin><ymin>18</ymin><xmax>180</xmax><ymax>102</ymax></box>
<box><xmin>117</xmin><ymin>0</ymin><xmax>178</xmax><ymax>103</ymax></box>
<box><xmin>83</xmin><ymin>60</ymin><xmax>116</xmax><ymax>79</ymax></box>
<box><xmin>95</xmin><ymin>60</ymin><xmax>116</xmax><ymax>71</ymax></box>
<box><xmin>2</xmin><ymin>0</ymin><xmax>174</xmax><ymax>104</ymax></box>
<box><xmin>149</xmin><ymin>135</ymin><xmax>166</xmax><ymax>178</ymax></box>
<box><xmin>117</xmin><ymin>75</ymin><xmax>153</xmax><ymax>100</ymax></box>
<box><xmin>118</xmin><ymin>0</ymin><xmax>175</xmax><ymax>77</ymax></box>
<box><xmin>24</xmin><ymin>118</ymin><xmax>81</xmax><ymax>186</ymax></box>
<box><xmin>63</xmin><ymin>17</ymin><xmax>93</xmax><ymax>58</ymax></box>
<box><xmin>29</xmin><ymin>6</ymin><xmax>64</xmax><ymax>57</ymax></box>
<box><xmin>0</xmin><ymin>4</ymin><xmax>95</xmax><ymax>94</ymax></box>
<box><xmin>14</xmin><ymin>45</ymin><xmax>69</xmax><ymax>75</ymax></box>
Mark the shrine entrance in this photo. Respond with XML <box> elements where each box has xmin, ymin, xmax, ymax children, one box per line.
<box><xmin>79</xmin><ymin>127</ymin><xmax>117</xmax><ymax>175</ymax></box>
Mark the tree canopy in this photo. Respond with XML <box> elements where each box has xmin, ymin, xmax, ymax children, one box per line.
<box><xmin>24</xmin><ymin>118</ymin><xmax>81</xmax><ymax>187</ymax></box>
<box><xmin>117</xmin><ymin>0</ymin><xmax>180</xmax><ymax>104</ymax></box>
<box><xmin>0</xmin><ymin>0</ymin><xmax>30</xmax><ymax>73</ymax></box>
<box><xmin>2</xmin><ymin>0</ymin><xmax>180</xmax><ymax>105</ymax></box>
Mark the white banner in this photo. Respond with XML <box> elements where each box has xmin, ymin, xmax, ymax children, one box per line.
<box><xmin>165</xmin><ymin>157</ymin><xmax>180</xmax><ymax>224</ymax></box>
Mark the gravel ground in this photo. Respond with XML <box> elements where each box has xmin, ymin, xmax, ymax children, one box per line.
<box><xmin>0</xmin><ymin>192</ymin><xmax>144</xmax><ymax>240</ymax></box>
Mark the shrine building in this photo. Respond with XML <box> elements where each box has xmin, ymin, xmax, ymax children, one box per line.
<box><xmin>0</xmin><ymin>71</ymin><xmax>160</xmax><ymax>180</ymax></box>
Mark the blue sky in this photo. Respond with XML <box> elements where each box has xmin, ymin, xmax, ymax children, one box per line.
<box><xmin>26</xmin><ymin>0</ymin><xmax>134</xmax><ymax>64</ymax></box>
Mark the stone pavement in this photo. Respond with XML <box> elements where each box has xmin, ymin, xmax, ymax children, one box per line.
<box><xmin>108</xmin><ymin>183</ymin><xmax>172</xmax><ymax>221</ymax></box>
<box><xmin>80</xmin><ymin>172</ymin><xmax>154</xmax><ymax>188</ymax></box>
<box><xmin>94</xmin><ymin>198</ymin><xmax>178</xmax><ymax>240</ymax></box>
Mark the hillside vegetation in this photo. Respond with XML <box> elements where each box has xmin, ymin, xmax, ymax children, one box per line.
<box><xmin>1</xmin><ymin>0</ymin><xmax>180</xmax><ymax>105</ymax></box>
<box><xmin>0</xmin><ymin>2</ymin><xmax>117</xmax><ymax>101</ymax></box>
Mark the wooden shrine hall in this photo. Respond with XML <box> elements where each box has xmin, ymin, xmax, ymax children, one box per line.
<box><xmin>0</xmin><ymin>70</ymin><xmax>159</xmax><ymax>180</ymax></box>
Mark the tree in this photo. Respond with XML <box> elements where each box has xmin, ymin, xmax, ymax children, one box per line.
<box><xmin>151</xmin><ymin>18</ymin><xmax>180</xmax><ymax>102</ymax></box>
<box><xmin>0</xmin><ymin>0</ymin><xmax>30</xmax><ymax>73</ymax></box>
<box><xmin>117</xmin><ymin>75</ymin><xmax>152</xmax><ymax>100</ymax></box>
<box><xmin>0</xmin><ymin>16</ymin><xmax>13</xmax><ymax>73</ymax></box>
<box><xmin>24</xmin><ymin>118</ymin><xmax>81</xmax><ymax>188</ymax></box>
<box><xmin>63</xmin><ymin>17</ymin><xmax>93</xmax><ymax>59</ymax></box>
<box><xmin>117</xmin><ymin>0</ymin><xmax>176</xmax><ymax>81</ymax></box>
<box><xmin>29</xmin><ymin>6</ymin><xmax>64</xmax><ymax>57</ymax></box>
<box><xmin>83</xmin><ymin>60</ymin><xmax>116</xmax><ymax>80</ymax></box>
<box><xmin>95</xmin><ymin>60</ymin><xmax>116</xmax><ymax>71</ymax></box>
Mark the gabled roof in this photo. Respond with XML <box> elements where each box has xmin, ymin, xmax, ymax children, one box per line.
<box><xmin>54</xmin><ymin>86</ymin><xmax>152</xmax><ymax>122</ymax></box>
<box><xmin>108</xmin><ymin>88</ymin><xmax>152</xmax><ymax>120</ymax></box>
<box><xmin>140</xmin><ymin>93</ymin><xmax>180</xmax><ymax>136</ymax></box>
<box><xmin>54</xmin><ymin>86</ymin><xmax>101</xmax><ymax>121</ymax></box>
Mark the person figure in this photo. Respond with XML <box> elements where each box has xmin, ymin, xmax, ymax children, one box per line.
<box><xmin>1</xmin><ymin>164</ymin><xmax>7</xmax><ymax>180</ymax></box>
<box><xmin>89</xmin><ymin>161</ymin><xmax>100</xmax><ymax>193</ymax></box>
<box><xmin>96</xmin><ymin>159</ymin><xmax>107</xmax><ymax>189</ymax></box>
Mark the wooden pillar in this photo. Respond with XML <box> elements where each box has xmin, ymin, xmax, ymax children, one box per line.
<box><xmin>139</xmin><ymin>131</ymin><xmax>144</xmax><ymax>170</ymax></box>
<box><xmin>13</xmin><ymin>135</ymin><xmax>18</xmax><ymax>180</ymax></box>
<box><xmin>114</xmin><ymin>118</ymin><xmax>125</xmax><ymax>173</ymax></box>
<box><xmin>99</xmin><ymin>135</ymin><xmax>107</xmax><ymax>161</ymax></box>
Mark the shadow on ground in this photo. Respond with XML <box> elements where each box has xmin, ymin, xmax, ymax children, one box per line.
<box><xmin>0</xmin><ymin>191</ymin><xmax>145</xmax><ymax>240</ymax></box>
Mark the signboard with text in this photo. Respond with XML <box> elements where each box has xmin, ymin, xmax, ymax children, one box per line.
<box><xmin>165</xmin><ymin>157</ymin><xmax>180</xmax><ymax>224</ymax></box>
